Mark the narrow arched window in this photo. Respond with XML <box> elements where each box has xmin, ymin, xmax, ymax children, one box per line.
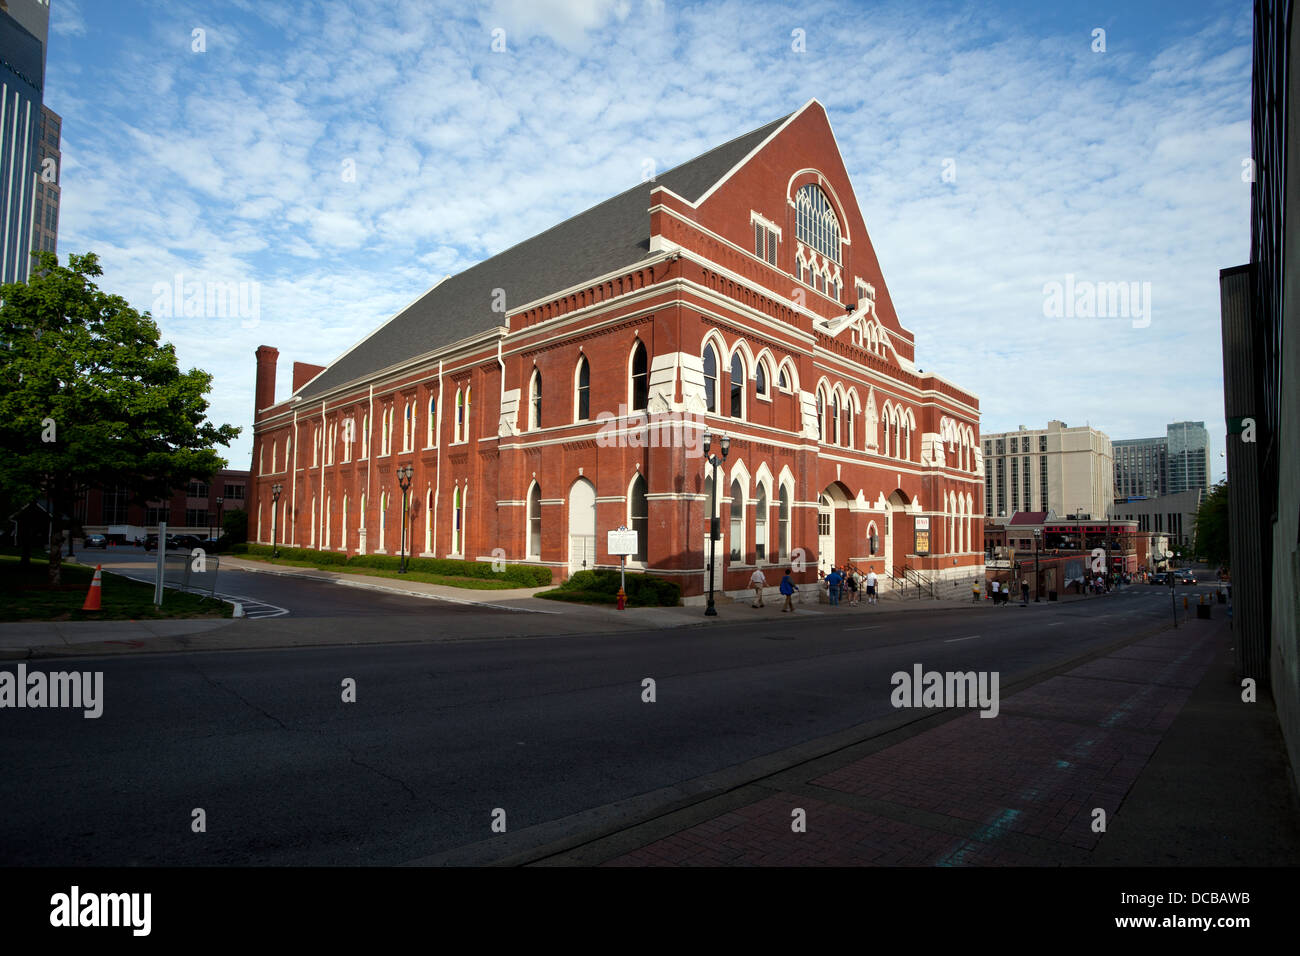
<box><xmin>455</xmin><ymin>389</ymin><xmax>464</xmax><ymax>443</ymax></box>
<box><xmin>630</xmin><ymin>342</ymin><xmax>648</xmax><ymax>411</ymax></box>
<box><xmin>529</xmin><ymin>369</ymin><xmax>542</xmax><ymax>430</ymax></box>
<box><xmin>816</xmin><ymin>389</ymin><xmax>825</xmax><ymax>440</ymax></box>
<box><xmin>703</xmin><ymin>344</ymin><xmax>718</xmax><ymax>413</ymax></box>
<box><xmin>778</xmin><ymin>487</ymin><xmax>790</xmax><ymax>562</ymax></box>
<box><xmin>755</xmin><ymin>486</ymin><xmax>768</xmax><ymax>562</ymax></box>
<box><xmin>729</xmin><ymin>353</ymin><xmax>743</xmax><ymax>419</ymax></box>
<box><xmin>575</xmin><ymin>356</ymin><xmax>590</xmax><ymax>422</ymax></box>
<box><xmin>729</xmin><ymin>478</ymin><xmax>744</xmax><ymax>561</ymax></box>
<box><xmin>527</xmin><ymin>483</ymin><xmax>541</xmax><ymax>559</ymax></box>
<box><xmin>831</xmin><ymin>395</ymin><xmax>839</xmax><ymax>445</ymax></box>
<box><xmin>629</xmin><ymin>474</ymin><xmax>648</xmax><ymax>562</ymax></box>
<box><xmin>778</xmin><ymin>366</ymin><xmax>788</xmax><ymax>390</ymax></box>
<box><xmin>756</xmin><ymin>362</ymin><xmax>767</xmax><ymax>397</ymax></box>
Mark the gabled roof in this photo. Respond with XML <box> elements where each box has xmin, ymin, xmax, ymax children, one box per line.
<box><xmin>297</xmin><ymin>111</ymin><xmax>795</xmax><ymax>401</ymax></box>
<box><xmin>1008</xmin><ymin>511</ymin><xmax>1049</xmax><ymax>525</ymax></box>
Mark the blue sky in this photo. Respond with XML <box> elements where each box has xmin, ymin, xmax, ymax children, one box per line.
<box><xmin>46</xmin><ymin>0</ymin><xmax>1249</xmax><ymax>481</ymax></box>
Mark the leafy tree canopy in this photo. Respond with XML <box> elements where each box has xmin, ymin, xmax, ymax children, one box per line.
<box><xmin>1194</xmin><ymin>480</ymin><xmax>1230</xmax><ymax>569</ymax></box>
<box><xmin>0</xmin><ymin>251</ymin><xmax>239</xmax><ymax>578</ymax></box>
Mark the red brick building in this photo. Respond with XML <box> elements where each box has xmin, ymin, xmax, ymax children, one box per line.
<box><xmin>249</xmin><ymin>100</ymin><xmax>983</xmax><ymax>598</ymax></box>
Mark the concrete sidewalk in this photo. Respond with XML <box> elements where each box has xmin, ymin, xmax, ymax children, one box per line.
<box><xmin>499</xmin><ymin>612</ymin><xmax>1300</xmax><ymax>866</ymax></box>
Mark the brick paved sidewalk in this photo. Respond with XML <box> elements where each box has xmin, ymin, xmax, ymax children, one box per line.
<box><xmin>588</xmin><ymin>615</ymin><xmax>1297</xmax><ymax>866</ymax></box>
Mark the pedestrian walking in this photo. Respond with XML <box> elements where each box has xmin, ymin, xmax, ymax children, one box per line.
<box><xmin>749</xmin><ymin>567</ymin><xmax>767</xmax><ymax>607</ymax></box>
<box><xmin>846</xmin><ymin>570</ymin><xmax>859</xmax><ymax>606</ymax></box>
<box><xmin>991</xmin><ymin>579</ymin><xmax>1001</xmax><ymax>606</ymax></box>
<box><xmin>972</xmin><ymin>579</ymin><xmax>981</xmax><ymax>603</ymax></box>
<box><xmin>866</xmin><ymin>568</ymin><xmax>879</xmax><ymax>605</ymax></box>
<box><xmin>1021</xmin><ymin>580</ymin><xmax>1030</xmax><ymax>605</ymax></box>
<box><xmin>780</xmin><ymin>569</ymin><xmax>797</xmax><ymax>612</ymax></box>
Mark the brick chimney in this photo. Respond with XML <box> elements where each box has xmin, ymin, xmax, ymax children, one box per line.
<box><xmin>254</xmin><ymin>346</ymin><xmax>279</xmax><ymax>417</ymax></box>
<box><xmin>292</xmin><ymin>361</ymin><xmax>327</xmax><ymax>393</ymax></box>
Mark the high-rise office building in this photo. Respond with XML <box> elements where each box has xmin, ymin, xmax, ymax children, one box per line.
<box><xmin>1113</xmin><ymin>436</ymin><xmax>1167</xmax><ymax>498</ymax></box>
<box><xmin>1165</xmin><ymin>420</ymin><xmax>1210</xmax><ymax>495</ymax></box>
<box><xmin>982</xmin><ymin>421</ymin><xmax>1114</xmax><ymax>520</ymax></box>
<box><xmin>31</xmin><ymin>102</ymin><xmax>57</xmax><ymax>254</ymax></box>
<box><xmin>0</xmin><ymin>0</ymin><xmax>53</xmax><ymax>285</ymax></box>
<box><xmin>1113</xmin><ymin>421</ymin><xmax>1211</xmax><ymax>501</ymax></box>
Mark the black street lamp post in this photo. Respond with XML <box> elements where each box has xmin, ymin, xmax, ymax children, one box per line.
<box><xmin>215</xmin><ymin>495</ymin><xmax>224</xmax><ymax>542</ymax></box>
<box><xmin>702</xmin><ymin>432</ymin><xmax>730</xmax><ymax>617</ymax></box>
<box><xmin>271</xmin><ymin>483</ymin><xmax>283</xmax><ymax>558</ymax></box>
<box><xmin>397</xmin><ymin>464</ymin><xmax>414</xmax><ymax>573</ymax></box>
<box><xmin>1033</xmin><ymin>527</ymin><xmax>1041</xmax><ymax>601</ymax></box>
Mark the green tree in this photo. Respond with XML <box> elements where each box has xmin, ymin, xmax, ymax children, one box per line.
<box><xmin>222</xmin><ymin>507</ymin><xmax>248</xmax><ymax>544</ymax></box>
<box><xmin>1194</xmin><ymin>480</ymin><xmax>1230</xmax><ymax>569</ymax></box>
<box><xmin>0</xmin><ymin>251</ymin><xmax>239</xmax><ymax>583</ymax></box>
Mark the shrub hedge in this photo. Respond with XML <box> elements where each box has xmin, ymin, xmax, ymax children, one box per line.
<box><xmin>538</xmin><ymin>568</ymin><xmax>681</xmax><ymax>607</ymax></box>
<box><xmin>232</xmin><ymin>543</ymin><xmax>552</xmax><ymax>586</ymax></box>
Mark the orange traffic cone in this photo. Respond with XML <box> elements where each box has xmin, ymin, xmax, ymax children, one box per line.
<box><xmin>82</xmin><ymin>565</ymin><xmax>103</xmax><ymax>611</ymax></box>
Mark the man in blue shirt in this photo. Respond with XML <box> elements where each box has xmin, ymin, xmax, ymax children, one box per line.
<box><xmin>826</xmin><ymin>567</ymin><xmax>843</xmax><ymax>606</ymax></box>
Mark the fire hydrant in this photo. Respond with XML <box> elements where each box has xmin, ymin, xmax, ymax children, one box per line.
<box><xmin>617</xmin><ymin>588</ymin><xmax>626</xmax><ymax>611</ymax></box>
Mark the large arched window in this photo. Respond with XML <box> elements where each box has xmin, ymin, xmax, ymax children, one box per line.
<box><xmin>575</xmin><ymin>356</ymin><xmax>590</xmax><ymax>422</ymax></box>
<box><xmin>527</xmin><ymin>483</ymin><xmax>541</xmax><ymax>559</ymax></box>
<box><xmin>729</xmin><ymin>352</ymin><xmax>744</xmax><ymax>419</ymax></box>
<box><xmin>795</xmin><ymin>184</ymin><xmax>842</xmax><ymax>264</ymax></box>
<box><xmin>529</xmin><ymin>368</ymin><xmax>542</xmax><ymax>430</ymax></box>
<box><xmin>629</xmin><ymin>474</ymin><xmax>648</xmax><ymax>562</ymax></box>
<box><xmin>703</xmin><ymin>344</ymin><xmax>718</xmax><ymax>413</ymax></box>
<box><xmin>630</xmin><ymin>341</ymin><xmax>648</xmax><ymax>411</ymax></box>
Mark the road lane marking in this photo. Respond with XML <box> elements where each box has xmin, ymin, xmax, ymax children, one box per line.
<box><xmin>843</xmin><ymin>625</ymin><xmax>882</xmax><ymax>631</ymax></box>
<box><xmin>1047</xmin><ymin>622</ymin><xmax>1062</xmax><ymax>627</ymax></box>
<box><xmin>944</xmin><ymin>635</ymin><xmax>981</xmax><ymax>643</ymax></box>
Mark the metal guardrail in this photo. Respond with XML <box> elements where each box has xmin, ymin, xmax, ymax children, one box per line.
<box><xmin>160</xmin><ymin>550</ymin><xmax>221</xmax><ymax>602</ymax></box>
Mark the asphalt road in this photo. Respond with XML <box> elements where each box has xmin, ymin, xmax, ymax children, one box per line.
<box><xmin>0</xmin><ymin>584</ymin><xmax>1199</xmax><ymax>865</ymax></box>
<box><xmin>76</xmin><ymin>548</ymin><xmax>467</xmax><ymax>617</ymax></box>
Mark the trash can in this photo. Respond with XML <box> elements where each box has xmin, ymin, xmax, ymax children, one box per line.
<box><xmin>1048</xmin><ymin>590</ymin><xmax>1058</xmax><ymax>601</ymax></box>
<box><xmin>1196</xmin><ymin>604</ymin><xmax>1211</xmax><ymax>620</ymax></box>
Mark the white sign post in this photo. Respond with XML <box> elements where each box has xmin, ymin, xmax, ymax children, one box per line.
<box><xmin>607</xmin><ymin>527</ymin><xmax>638</xmax><ymax>610</ymax></box>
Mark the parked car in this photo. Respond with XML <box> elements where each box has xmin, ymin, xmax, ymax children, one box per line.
<box><xmin>84</xmin><ymin>533</ymin><xmax>107</xmax><ymax>549</ymax></box>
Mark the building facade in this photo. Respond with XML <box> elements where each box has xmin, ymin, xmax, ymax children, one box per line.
<box><xmin>31</xmin><ymin>102</ymin><xmax>58</xmax><ymax>255</ymax></box>
<box><xmin>981</xmin><ymin>421</ymin><xmax>1113</xmax><ymax>520</ymax></box>
<box><xmin>248</xmin><ymin>101</ymin><xmax>984</xmax><ymax>597</ymax></box>
<box><xmin>0</xmin><ymin>2</ymin><xmax>44</xmax><ymax>285</ymax></box>
<box><xmin>1112</xmin><ymin>436</ymin><xmax>1167</xmax><ymax>498</ymax></box>
<box><xmin>78</xmin><ymin>470</ymin><xmax>250</xmax><ymax>541</ymax></box>
<box><xmin>1218</xmin><ymin>0</ymin><xmax>1300</xmax><ymax>793</ymax></box>
<box><xmin>1165</xmin><ymin>420</ymin><xmax>1210</xmax><ymax>495</ymax></box>
<box><xmin>1106</xmin><ymin>488</ymin><xmax>1202</xmax><ymax>548</ymax></box>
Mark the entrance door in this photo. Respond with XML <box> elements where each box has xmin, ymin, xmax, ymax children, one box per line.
<box><xmin>568</xmin><ymin>478</ymin><xmax>596</xmax><ymax>573</ymax></box>
<box><xmin>818</xmin><ymin>493</ymin><xmax>835</xmax><ymax>574</ymax></box>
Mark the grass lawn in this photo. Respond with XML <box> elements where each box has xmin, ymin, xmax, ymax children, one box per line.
<box><xmin>235</xmin><ymin>556</ymin><xmax>529</xmax><ymax>590</ymax></box>
<box><xmin>0</xmin><ymin>554</ymin><xmax>232</xmax><ymax>622</ymax></box>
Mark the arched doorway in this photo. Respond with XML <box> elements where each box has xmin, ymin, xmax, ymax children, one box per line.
<box><xmin>884</xmin><ymin>490</ymin><xmax>909</xmax><ymax>579</ymax></box>
<box><xmin>568</xmin><ymin>478</ymin><xmax>596</xmax><ymax>573</ymax></box>
<box><xmin>818</xmin><ymin>483</ymin><xmax>851</xmax><ymax>574</ymax></box>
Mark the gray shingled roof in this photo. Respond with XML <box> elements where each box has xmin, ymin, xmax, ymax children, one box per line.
<box><xmin>297</xmin><ymin>112</ymin><xmax>793</xmax><ymax>400</ymax></box>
